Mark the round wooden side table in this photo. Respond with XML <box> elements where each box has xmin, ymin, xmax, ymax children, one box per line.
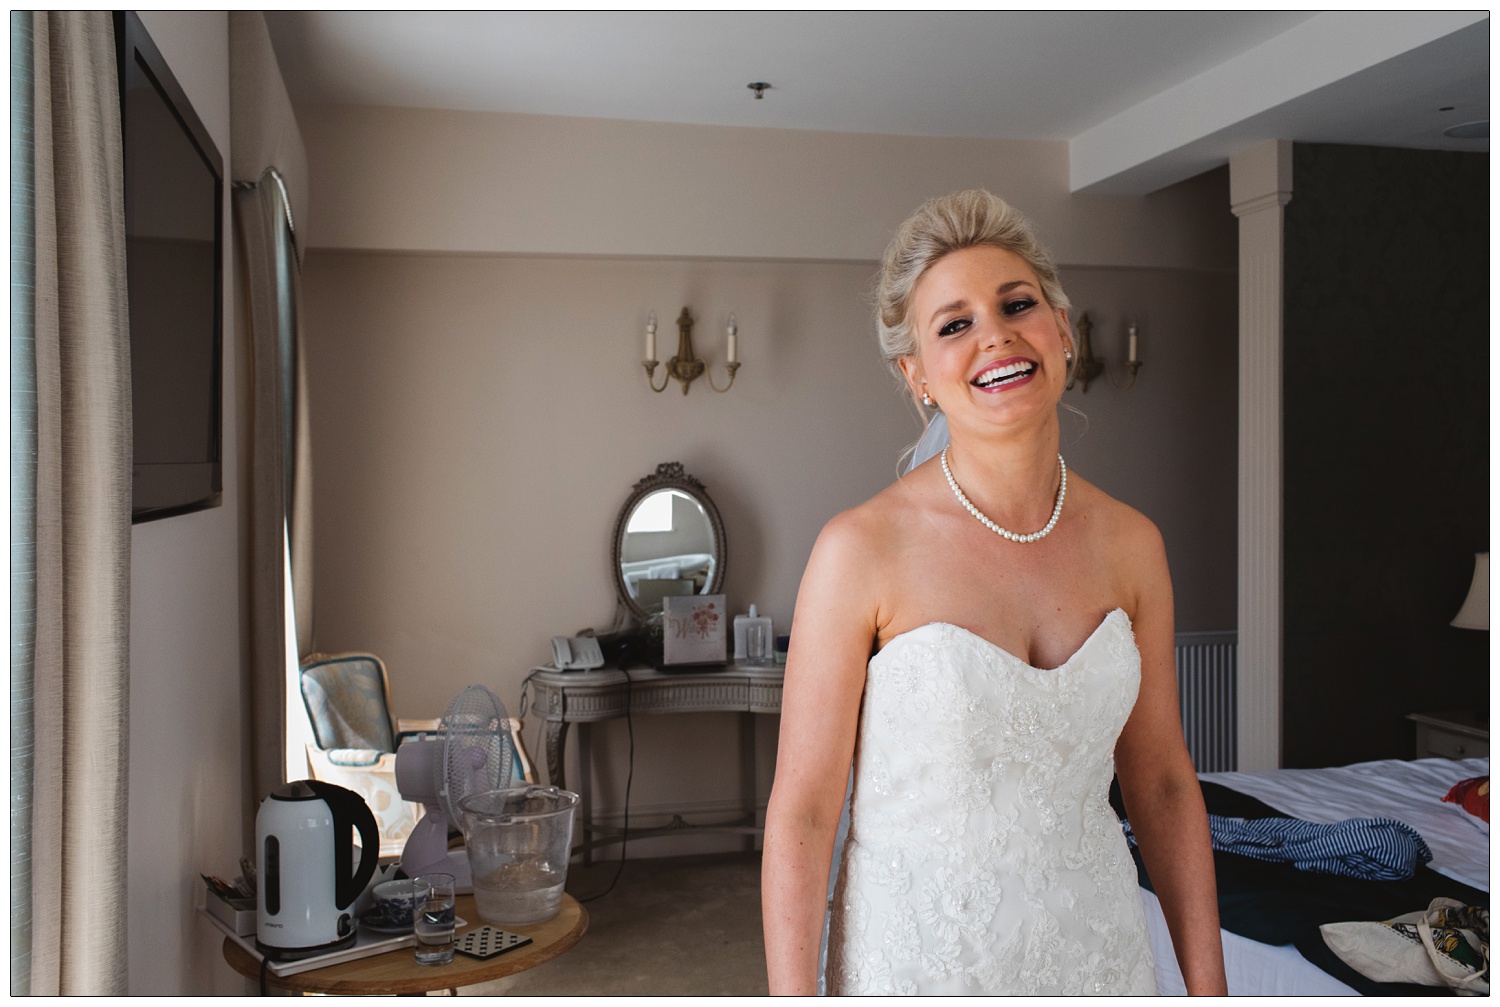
<box><xmin>222</xmin><ymin>893</ymin><xmax>588</xmax><ymax>995</ymax></box>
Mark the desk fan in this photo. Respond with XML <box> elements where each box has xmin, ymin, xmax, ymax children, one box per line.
<box><xmin>394</xmin><ymin>684</ymin><xmax>515</xmax><ymax>891</ymax></box>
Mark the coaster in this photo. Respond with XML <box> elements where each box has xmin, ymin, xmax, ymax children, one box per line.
<box><xmin>455</xmin><ymin>926</ymin><xmax>533</xmax><ymax>960</ymax></box>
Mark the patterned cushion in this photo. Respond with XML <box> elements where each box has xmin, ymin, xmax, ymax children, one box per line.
<box><xmin>1442</xmin><ymin>777</ymin><xmax>1489</xmax><ymax>823</ymax></box>
<box><xmin>300</xmin><ymin>655</ymin><xmax>396</xmax><ymax>752</ymax></box>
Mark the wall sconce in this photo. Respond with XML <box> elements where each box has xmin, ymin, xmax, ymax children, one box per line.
<box><xmin>643</xmin><ymin>306</ymin><xmax>740</xmax><ymax>394</ymax></box>
<box><xmin>1066</xmin><ymin>312</ymin><xmax>1142</xmax><ymax>393</ymax></box>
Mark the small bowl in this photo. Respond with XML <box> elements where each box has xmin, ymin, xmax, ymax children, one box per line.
<box><xmin>373</xmin><ymin>879</ymin><xmax>417</xmax><ymax>927</ymax></box>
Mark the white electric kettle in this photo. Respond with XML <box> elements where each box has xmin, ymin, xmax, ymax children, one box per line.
<box><xmin>255</xmin><ymin>780</ymin><xmax>379</xmax><ymax>959</ymax></box>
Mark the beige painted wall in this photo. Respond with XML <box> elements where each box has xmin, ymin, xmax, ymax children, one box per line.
<box><xmin>296</xmin><ymin>103</ymin><xmax>1237</xmax><ymax>271</ymax></box>
<box><xmin>126</xmin><ymin>11</ymin><xmax>251</xmax><ymax>995</ymax></box>
<box><xmin>301</xmin><ymin>249</ymin><xmax>1237</xmax><ymax>853</ymax></box>
<box><xmin>1056</xmin><ymin>265</ymin><xmax>1239</xmax><ymax>634</ymax></box>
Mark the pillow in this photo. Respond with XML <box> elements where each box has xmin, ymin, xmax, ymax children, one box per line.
<box><xmin>1442</xmin><ymin>776</ymin><xmax>1489</xmax><ymax>823</ymax></box>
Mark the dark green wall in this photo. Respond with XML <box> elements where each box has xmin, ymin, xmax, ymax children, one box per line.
<box><xmin>1283</xmin><ymin>143</ymin><xmax>1488</xmax><ymax>768</ymax></box>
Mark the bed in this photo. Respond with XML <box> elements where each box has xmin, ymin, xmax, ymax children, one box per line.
<box><xmin>1139</xmin><ymin>756</ymin><xmax>1490</xmax><ymax>996</ymax></box>
<box><xmin>620</xmin><ymin>551</ymin><xmax>716</xmax><ymax>597</ymax></box>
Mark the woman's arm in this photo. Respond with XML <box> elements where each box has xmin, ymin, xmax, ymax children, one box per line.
<box><xmin>1114</xmin><ymin>520</ymin><xmax>1228</xmax><ymax>996</ymax></box>
<box><xmin>762</xmin><ymin>512</ymin><xmax>881</xmax><ymax>996</ymax></box>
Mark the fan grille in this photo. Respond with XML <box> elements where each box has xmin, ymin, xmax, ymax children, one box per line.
<box><xmin>440</xmin><ymin>685</ymin><xmax>515</xmax><ymax>824</ymax></box>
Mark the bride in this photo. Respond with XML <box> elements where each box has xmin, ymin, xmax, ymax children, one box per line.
<box><xmin>762</xmin><ymin>190</ymin><xmax>1227</xmax><ymax>995</ymax></box>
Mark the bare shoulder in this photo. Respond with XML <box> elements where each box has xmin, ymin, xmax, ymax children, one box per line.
<box><xmin>794</xmin><ymin>474</ymin><xmax>926</xmax><ymax>641</ymax></box>
<box><xmin>803</xmin><ymin>479</ymin><xmax>911</xmax><ymax>590</ymax></box>
<box><xmin>1067</xmin><ymin>474</ymin><xmax>1162</xmax><ymax>551</ymax></box>
<box><xmin>1065</xmin><ymin>474</ymin><xmax>1170</xmax><ymax>603</ymax></box>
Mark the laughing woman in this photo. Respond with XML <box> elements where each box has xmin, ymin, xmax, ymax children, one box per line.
<box><xmin>762</xmin><ymin>190</ymin><xmax>1226</xmax><ymax>996</ymax></box>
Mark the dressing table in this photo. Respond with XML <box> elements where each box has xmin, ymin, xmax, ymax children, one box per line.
<box><xmin>526</xmin><ymin>662</ymin><xmax>783</xmax><ymax>863</ymax></box>
<box><xmin>533</xmin><ymin>462</ymin><xmax>784</xmax><ymax>862</ymax></box>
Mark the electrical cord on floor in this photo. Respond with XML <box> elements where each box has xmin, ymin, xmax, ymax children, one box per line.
<box><xmin>580</xmin><ymin>666</ymin><xmax>632</xmax><ymax>903</ymax></box>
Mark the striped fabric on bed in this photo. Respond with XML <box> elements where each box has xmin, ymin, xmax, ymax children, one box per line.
<box><xmin>1123</xmin><ymin>813</ymin><xmax>1434</xmax><ymax>881</ymax></box>
<box><xmin>1205</xmin><ymin>815</ymin><xmax>1433</xmax><ymax>881</ymax></box>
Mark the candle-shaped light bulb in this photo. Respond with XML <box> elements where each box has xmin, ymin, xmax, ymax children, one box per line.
<box><xmin>726</xmin><ymin>312</ymin><xmax>739</xmax><ymax>364</ymax></box>
<box><xmin>646</xmin><ymin>310</ymin><xmax>657</xmax><ymax>362</ymax></box>
<box><xmin>1127</xmin><ymin>321</ymin><xmax>1139</xmax><ymax>364</ymax></box>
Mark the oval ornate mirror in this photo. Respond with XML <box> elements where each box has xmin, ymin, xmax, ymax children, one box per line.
<box><xmin>612</xmin><ymin>462</ymin><xmax>726</xmax><ymax>623</ymax></box>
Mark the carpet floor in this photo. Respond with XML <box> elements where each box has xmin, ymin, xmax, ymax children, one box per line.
<box><xmin>463</xmin><ymin>851</ymin><xmax>769</xmax><ymax>996</ymax></box>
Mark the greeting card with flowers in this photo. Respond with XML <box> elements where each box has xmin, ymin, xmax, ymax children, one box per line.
<box><xmin>662</xmin><ymin>593</ymin><xmax>727</xmax><ymax>666</ymax></box>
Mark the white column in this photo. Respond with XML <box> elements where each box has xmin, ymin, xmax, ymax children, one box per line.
<box><xmin>1229</xmin><ymin>140</ymin><xmax>1291</xmax><ymax>772</ymax></box>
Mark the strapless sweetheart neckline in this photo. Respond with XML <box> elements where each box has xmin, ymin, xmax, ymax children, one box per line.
<box><xmin>877</xmin><ymin>606</ymin><xmax>1128</xmax><ymax>673</ymax></box>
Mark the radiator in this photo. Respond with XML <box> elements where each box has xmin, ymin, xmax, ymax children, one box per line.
<box><xmin>1174</xmin><ymin>631</ymin><xmax>1237</xmax><ymax>772</ymax></box>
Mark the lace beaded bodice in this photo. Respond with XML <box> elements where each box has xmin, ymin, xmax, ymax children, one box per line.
<box><xmin>825</xmin><ymin>608</ymin><xmax>1157</xmax><ymax>996</ymax></box>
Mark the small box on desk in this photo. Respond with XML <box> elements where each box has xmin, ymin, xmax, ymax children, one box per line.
<box><xmin>662</xmin><ymin>593</ymin><xmax>727</xmax><ymax>666</ymax></box>
<box><xmin>203</xmin><ymin>889</ymin><xmax>256</xmax><ymax>936</ymax></box>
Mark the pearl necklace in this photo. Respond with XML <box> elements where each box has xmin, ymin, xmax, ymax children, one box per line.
<box><xmin>940</xmin><ymin>447</ymin><xmax>1067</xmax><ymax>544</ymax></box>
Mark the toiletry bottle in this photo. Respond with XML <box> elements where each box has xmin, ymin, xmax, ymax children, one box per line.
<box><xmin>733</xmin><ymin>606</ymin><xmax>753</xmax><ymax>660</ymax></box>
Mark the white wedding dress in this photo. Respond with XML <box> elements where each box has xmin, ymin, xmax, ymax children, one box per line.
<box><xmin>825</xmin><ymin>608</ymin><xmax>1158</xmax><ymax>995</ymax></box>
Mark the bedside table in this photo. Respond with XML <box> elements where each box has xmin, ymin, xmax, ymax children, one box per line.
<box><xmin>1407</xmin><ymin>711</ymin><xmax>1489</xmax><ymax>759</ymax></box>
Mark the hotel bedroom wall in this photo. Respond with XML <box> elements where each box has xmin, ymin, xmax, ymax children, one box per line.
<box><xmin>297</xmin><ymin>104</ymin><xmax>1238</xmax><ymax>853</ymax></box>
<box><xmin>124</xmin><ymin>12</ymin><xmax>250</xmax><ymax>994</ymax></box>
<box><xmin>1282</xmin><ymin>142</ymin><xmax>1488</xmax><ymax>768</ymax></box>
<box><xmin>294</xmin><ymin>103</ymin><xmax>1235</xmax><ymax>269</ymax></box>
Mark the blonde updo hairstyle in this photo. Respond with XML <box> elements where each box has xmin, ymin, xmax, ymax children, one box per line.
<box><xmin>876</xmin><ymin>189</ymin><xmax>1072</xmax><ymax>391</ymax></box>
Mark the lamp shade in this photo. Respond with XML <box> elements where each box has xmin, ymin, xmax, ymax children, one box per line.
<box><xmin>1450</xmin><ymin>552</ymin><xmax>1489</xmax><ymax>630</ymax></box>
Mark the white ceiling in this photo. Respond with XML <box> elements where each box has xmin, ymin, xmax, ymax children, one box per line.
<box><xmin>263</xmin><ymin>11</ymin><xmax>1489</xmax><ymax>195</ymax></box>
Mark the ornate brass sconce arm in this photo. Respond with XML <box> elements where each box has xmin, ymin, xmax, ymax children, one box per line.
<box><xmin>1113</xmin><ymin>357</ymin><xmax>1142</xmax><ymax>390</ymax></box>
<box><xmin>706</xmin><ymin>361</ymin><xmax>739</xmax><ymax>392</ymax></box>
<box><xmin>643</xmin><ymin>359</ymin><xmax>671</xmax><ymax>392</ymax></box>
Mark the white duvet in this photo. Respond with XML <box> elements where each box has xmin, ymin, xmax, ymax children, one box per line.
<box><xmin>1144</xmin><ymin>756</ymin><xmax>1489</xmax><ymax>996</ymax></box>
<box><xmin>1200</xmin><ymin>757</ymin><xmax>1489</xmax><ymax>891</ymax></box>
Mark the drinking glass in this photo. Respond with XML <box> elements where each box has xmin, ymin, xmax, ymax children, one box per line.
<box><xmin>746</xmin><ymin>623</ymin><xmax>771</xmax><ymax>666</ymax></box>
<box><xmin>412</xmin><ymin>873</ymin><xmax>457</xmax><ymax>965</ymax></box>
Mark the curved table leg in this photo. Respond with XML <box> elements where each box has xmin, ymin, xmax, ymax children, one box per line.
<box><xmin>544</xmin><ymin>720</ymin><xmax>569</xmax><ymax>791</ymax></box>
<box><xmin>740</xmin><ymin>711</ymin><xmax>757</xmax><ymax>852</ymax></box>
<box><xmin>544</xmin><ymin>719</ymin><xmax>595</xmax><ymax>866</ymax></box>
<box><xmin>578</xmin><ymin>724</ymin><xmax>593</xmax><ymax>866</ymax></box>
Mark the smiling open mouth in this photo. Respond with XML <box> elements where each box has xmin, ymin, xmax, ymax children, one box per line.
<box><xmin>973</xmin><ymin>361</ymin><xmax>1036</xmax><ymax>389</ymax></box>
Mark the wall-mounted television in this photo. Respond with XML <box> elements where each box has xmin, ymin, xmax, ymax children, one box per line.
<box><xmin>116</xmin><ymin>11</ymin><xmax>224</xmax><ymax>522</ymax></box>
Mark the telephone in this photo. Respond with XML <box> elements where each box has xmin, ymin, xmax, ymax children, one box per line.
<box><xmin>551</xmin><ymin>635</ymin><xmax>605</xmax><ymax>671</ymax></box>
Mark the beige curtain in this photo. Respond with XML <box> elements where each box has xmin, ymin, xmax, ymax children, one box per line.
<box><xmin>230</xmin><ymin>11</ymin><xmax>313</xmax><ymax>810</ymax></box>
<box><xmin>292</xmin><ymin>279</ymin><xmax>314</xmax><ymax>655</ymax></box>
<box><xmin>11</xmin><ymin>11</ymin><xmax>38</xmax><ymax>995</ymax></box>
<box><xmin>235</xmin><ymin>176</ymin><xmax>313</xmax><ymax>806</ymax></box>
<box><xmin>20</xmin><ymin>10</ymin><xmax>133</xmax><ymax>996</ymax></box>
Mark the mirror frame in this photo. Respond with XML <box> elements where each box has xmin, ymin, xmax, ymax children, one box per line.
<box><xmin>612</xmin><ymin>462</ymin><xmax>726</xmax><ymax>624</ymax></box>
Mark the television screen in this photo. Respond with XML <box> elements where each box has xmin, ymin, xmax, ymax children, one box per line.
<box><xmin>117</xmin><ymin>11</ymin><xmax>224</xmax><ymax>522</ymax></box>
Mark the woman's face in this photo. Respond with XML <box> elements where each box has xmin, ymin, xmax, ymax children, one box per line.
<box><xmin>899</xmin><ymin>244</ymin><xmax>1070</xmax><ymax>434</ymax></box>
